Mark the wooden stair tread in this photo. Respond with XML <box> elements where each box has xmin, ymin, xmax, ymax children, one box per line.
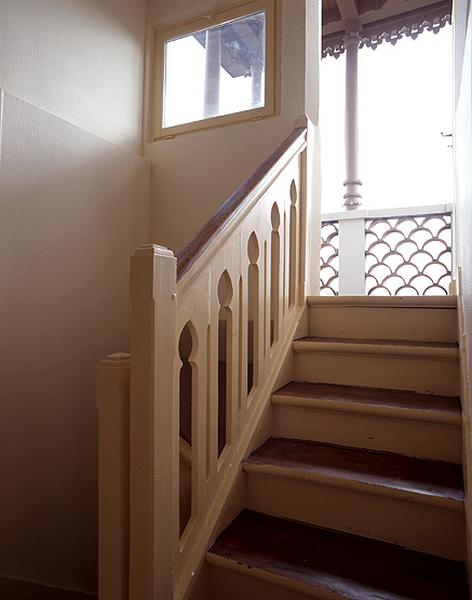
<box><xmin>245</xmin><ymin>438</ymin><xmax>464</xmax><ymax>503</ymax></box>
<box><xmin>298</xmin><ymin>336</ymin><xmax>458</xmax><ymax>349</ymax></box>
<box><xmin>0</xmin><ymin>576</ymin><xmax>96</xmax><ymax>600</ymax></box>
<box><xmin>273</xmin><ymin>382</ymin><xmax>461</xmax><ymax>418</ymax></box>
<box><xmin>208</xmin><ymin>510</ymin><xmax>468</xmax><ymax>600</ymax></box>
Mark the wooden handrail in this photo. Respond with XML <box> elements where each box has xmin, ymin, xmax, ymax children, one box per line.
<box><xmin>177</xmin><ymin>127</ymin><xmax>307</xmax><ymax>280</ymax></box>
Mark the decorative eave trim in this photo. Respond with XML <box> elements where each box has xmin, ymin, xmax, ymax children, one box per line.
<box><xmin>322</xmin><ymin>0</ymin><xmax>452</xmax><ymax>58</ymax></box>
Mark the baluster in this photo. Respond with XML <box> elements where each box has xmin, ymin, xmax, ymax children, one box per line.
<box><xmin>206</xmin><ymin>323</ymin><xmax>215</xmax><ymax>481</ymax></box>
<box><xmin>247</xmin><ymin>233</ymin><xmax>260</xmax><ymax>399</ymax></box>
<box><xmin>217</xmin><ymin>271</ymin><xmax>233</xmax><ymax>457</ymax></box>
<box><xmin>178</xmin><ymin>323</ymin><xmax>196</xmax><ymax>537</ymax></box>
<box><xmin>270</xmin><ymin>203</ymin><xmax>281</xmax><ymax>346</ymax></box>
<box><xmin>289</xmin><ymin>180</ymin><xmax>299</xmax><ymax>307</ymax></box>
<box><xmin>263</xmin><ymin>240</ymin><xmax>269</xmax><ymax>358</ymax></box>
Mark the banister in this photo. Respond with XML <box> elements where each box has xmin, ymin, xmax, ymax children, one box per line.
<box><xmin>177</xmin><ymin>126</ymin><xmax>307</xmax><ymax>280</ymax></box>
<box><xmin>98</xmin><ymin>119</ymin><xmax>313</xmax><ymax>600</ymax></box>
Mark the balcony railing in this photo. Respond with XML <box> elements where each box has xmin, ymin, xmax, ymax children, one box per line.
<box><xmin>320</xmin><ymin>204</ymin><xmax>453</xmax><ymax>296</ymax></box>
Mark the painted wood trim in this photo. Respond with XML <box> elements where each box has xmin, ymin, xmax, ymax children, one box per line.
<box><xmin>271</xmin><ymin>393</ymin><xmax>461</xmax><ymax>426</ymax></box>
<box><xmin>321</xmin><ymin>203</ymin><xmax>453</xmax><ymax>222</ymax></box>
<box><xmin>129</xmin><ymin>245</ymin><xmax>178</xmax><ymax>600</ymax></box>
<box><xmin>307</xmin><ymin>295</ymin><xmax>458</xmax><ymax>308</ymax></box>
<box><xmin>177</xmin><ymin>127</ymin><xmax>307</xmax><ymax>281</ymax></box>
<box><xmin>292</xmin><ymin>339</ymin><xmax>459</xmax><ymax>360</ymax></box>
<box><xmin>456</xmin><ymin>267</ymin><xmax>472</xmax><ymax>594</ymax></box>
<box><xmin>151</xmin><ymin>0</ymin><xmax>277</xmax><ymax>140</ymax></box>
<box><xmin>243</xmin><ymin>463</ymin><xmax>464</xmax><ymax>513</ymax></box>
<box><xmin>97</xmin><ymin>353</ymin><xmax>131</xmax><ymax>600</ymax></box>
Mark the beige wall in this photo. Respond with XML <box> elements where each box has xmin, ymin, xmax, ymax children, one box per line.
<box><xmin>146</xmin><ymin>0</ymin><xmax>321</xmax><ymax>253</ymax></box>
<box><xmin>454</xmin><ymin>0</ymin><xmax>472</xmax><ymax>585</ymax></box>
<box><xmin>0</xmin><ymin>0</ymin><xmax>150</xmax><ymax>593</ymax></box>
<box><xmin>0</xmin><ymin>0</ymin><xmax>148</xmax><ymax>153</ymax></box>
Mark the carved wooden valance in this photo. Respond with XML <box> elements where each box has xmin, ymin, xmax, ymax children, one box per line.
<box><xmin>322</xmin><ymin>0</ymin><xmax>452</xmax><ymax>58</ymax></box>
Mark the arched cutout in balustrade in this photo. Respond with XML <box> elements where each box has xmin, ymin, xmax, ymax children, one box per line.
<box><xmin>217</xmin><ymin>271</ymin><xmax>233</xmax><ymax>457</ymax></box>
<box><xmin>289</xmin><ymin>180</ymin><xmax>298</xmax><ymax>306</ymax></box>
<box><xmin>270</xmin><ymin>203</ymin><xmax>281</xmax><ymax>346</ymax></box>
<box><xmin>247</xmin><ymin>233</ymin><xmax>260</xmax><ymax>395</ymax></box>
<box><xmin>178</xmin><ymin>321</ymin><xmax>197</xmax><ymax>535</ymax></box>
<box><xmin>238</xmin><ymin>277</ymin><xmax>244</xmax><ymax>410</ymax></box>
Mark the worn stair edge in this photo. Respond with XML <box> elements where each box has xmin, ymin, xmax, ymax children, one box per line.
<box><xmin>244</xmin><ymin>439</ymin><xmax>464</xmax><ymax>513</ymax></box>
<box><xmin>307</xmin><ymin>296</ymin><xmax>458</xmax><ymax>308</ymax></box>
<box><xmin>271</xmin><ymin>383</ymin><xmax>462</xmax><ymax>426</ymax></box>
<box><xmin>208</xmin><ymin>510</ymin><xmax>469</xmax><ymax>600</ymax></box>
<box><xmin>293</xmin><ymin>337</ymin><xmax>459</xmax><ymax>360</ymax></box>
<box><xmin>207</xmin><ymin>552</ymin><xmax>339</xmax><ymax>600</ymax></box>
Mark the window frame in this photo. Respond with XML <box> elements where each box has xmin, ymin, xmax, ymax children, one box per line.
<box><xmin>152</xmin><ymin>0</ymin><xmax>277</xmax><ymax>140</ymax></box>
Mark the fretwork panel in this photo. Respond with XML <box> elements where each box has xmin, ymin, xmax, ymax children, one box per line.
<box><xmin>320</xmin><ymin>220</ymin><xmax>339</xmax><ymax>296</ymax></box>
<box><xmin>365</xmin><ymin>213</ymin><xmax>452</xmax><ymax>296</ymax></box>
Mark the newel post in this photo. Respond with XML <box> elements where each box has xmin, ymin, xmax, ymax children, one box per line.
<box><xmin>296</xmin><ymin>114</ymin><xmax>320</xmax><ymax>296</ymax></box>
<box><xmin>129</xmin><ymin>244</ymin><xmax>178</xmax><ymax>600</ymax></box>
<box><xmin>97</xmin><ymin>353</ymin><xmax>131</xmax><ymax>600</ymax></box>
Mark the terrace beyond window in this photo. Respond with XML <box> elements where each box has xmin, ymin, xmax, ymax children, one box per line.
<box><xmin>153</xmin><ymin>0</ymin><xmax>275</xmax><ymax>139</ymax></box>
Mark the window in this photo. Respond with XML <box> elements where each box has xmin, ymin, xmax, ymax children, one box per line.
<box><xmin>153</xmin><ymin>0</ymin><xmax>276</xmax><ymax>139</ymax></box>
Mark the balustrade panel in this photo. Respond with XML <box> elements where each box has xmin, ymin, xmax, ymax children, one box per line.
<box><xmin>102</xmin><ymin>126</ymin><xmax>310</xmax><ymax>600</ymax></box>
<box><xmin>320</xmin><ymin>207</ymin><xmax>453</xmax><ymax>297</ymax></box>
<box><xmin>365</xmin><ymin>212</ymin><xmax>452</xmax><ymax>296</ymax></box>
<box><xmin>173</xmin><ymin>150</ymin><xmax>306</xmax><ymax>592</ymax></box>
<box><xmin>320</xmin><ymin>220</ymin><xmax>340</xmax><ymax>295</ymax></box>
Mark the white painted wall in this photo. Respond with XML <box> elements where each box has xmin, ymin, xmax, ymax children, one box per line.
<box><xmin>0</xmin><ymin>0</ymin><xmax>148</xmax><ymax>153</ymax></box>
<box><xmin>0</xmin><ymin>0</ymin><xmax>151</xmax><ymax>593</ymax></box>
<box><xmin>146</xmin><ymin>0</ymin><xmax>321</xmax><ymax>253</ymax></box>
<box><xmin>454</xmin><ymin>0</ymin><xmax>472</xmax><ymax>587</ymax></box>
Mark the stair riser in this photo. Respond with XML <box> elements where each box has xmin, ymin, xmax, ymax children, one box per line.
<box><xmin>308</xmin><ymin>306</ymin><xmax>458</xmax><ymax>343</ymax></box>
<box><xmin>272</xmin><ymin>405</ymin><xmax>462</xmax><ymax>463</ymax></box>
<box><xmin>293</xmin><ymin>352</ymin><xmax>459</xmax><ymax>396</ymax></box>
<box><xmin>246</xmin><ymin>474</ymin><xmax>466</xmax><ymax>561</ymax></box>
<box><xmin>208</xmin><ymin>562</ymin><xmax>334</xmax><ymax>600</ymax></box>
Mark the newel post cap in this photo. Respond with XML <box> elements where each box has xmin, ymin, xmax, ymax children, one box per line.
<box><xmin>134</xmin><ymin>244</ymin><xmax>175</xmax><ymax>259</ymax></box>
<box><xmin>98</xmin><ymin>353</ymin><xmax>131</xmax><ymax>370</ymax></box>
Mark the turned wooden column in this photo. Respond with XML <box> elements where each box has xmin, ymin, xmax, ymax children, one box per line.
<box><xmin>343</xmin><ymin>30</ymin><xmax>362</xmax><ymax>210</ymax></box>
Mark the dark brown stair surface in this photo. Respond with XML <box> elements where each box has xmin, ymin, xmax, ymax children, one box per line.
<box><xmin>273</xmin><ymin>382</ymin><xmax>462</xmax><ymax>419</ymax></box>
<box><xmin>208</xmin><ymin>510</ymin><xmax>469</xmax><ymax>600</ymax></box>
<box><xmin>0</xmin><ymin>576</ymin><xmax>97</xmax><ymax>600</ymax></box>
<box><xmin>245</xmin><ymin>438</ymin><xmax>464</xmax><ymax>503</ymax></box>
<box><xmin>297</xmin><ymin>336</ymin><xmax>459</xmax><ymax>348</ymax></box>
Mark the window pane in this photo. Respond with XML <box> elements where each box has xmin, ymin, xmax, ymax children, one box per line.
<box><xmin>163</xmin><ymin>12</ymin><xmax>266</xmax><ymax>128</ymax></box>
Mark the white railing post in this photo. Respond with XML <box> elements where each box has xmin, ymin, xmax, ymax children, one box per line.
<box><xmin>295</xmin><ymin>114</ymin><xmax>318</xmax><ymax>297</ymax></box>
<box><xmin>338</xmin><ymin>216</ymin><xmax>366</xmax><ymax>294</ymax></box>
<box><xmin>97</xmin><ymin>353</ymin><xmax>131</xmax><ymax>600</ymax></box>
<box><xmin>129</xmin><ymin>244</ymin><xmax>178</xmax><ymax>600</ymax></box>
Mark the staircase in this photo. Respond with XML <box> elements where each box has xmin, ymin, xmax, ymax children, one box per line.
<box><xmin>97</xmin><ymin>126</ymin><xmax>470</xmax><ymax>600</ymax></box>
<box><xmin>206</xmin><ymin>296</ymin><xmax>469</xmax><ymax>599</ymax></box>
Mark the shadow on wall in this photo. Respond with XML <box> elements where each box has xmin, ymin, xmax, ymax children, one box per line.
<box><xmin>82</xmin><ymin>0</ymin><xmax>148</xmax><ymax>37</ymax></box>
<box><xmin>0</xmin><ymin>0</ymin><xmax>149</xmax><ymax>153</ymax></box>
<box><xmin>0</xmin><ymin>91</ymin><xmax>150</xmax><ymax>593</ymax></box>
